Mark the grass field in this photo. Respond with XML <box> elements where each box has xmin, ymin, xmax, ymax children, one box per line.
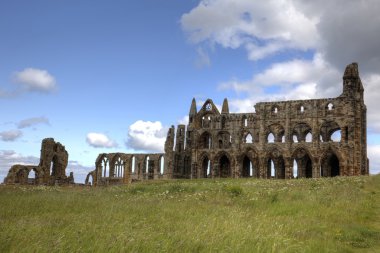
<box><xmin>1</xmin><ymin>175</ymin><xmax>380</xmax><ymax>253</ymax></box>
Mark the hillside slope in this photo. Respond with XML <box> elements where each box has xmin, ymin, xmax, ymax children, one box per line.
<box><xmin>1</xmin><ymin>175</ymin><xmax>379</xmax><ymax>252</ymax></box>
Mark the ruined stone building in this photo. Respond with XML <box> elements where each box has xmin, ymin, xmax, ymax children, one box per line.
<box><xmin>4</xmin><ymin>138</ymin><xmax>74</xmax><ymax>185</ymax></box>
<box><xmin>88</xmin><ymin>62</ymin><xmax>368</xmax><ymax>186</ymax></box>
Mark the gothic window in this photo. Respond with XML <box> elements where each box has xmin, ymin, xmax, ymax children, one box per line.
<box><xmin>131</xmin><ymin>156</ymin><xmax>136</xmax><ymax>173</ymax></box>
<box><xmin>268</xmin><ymin>133</ymin><xmax>275</xmax><ymax>143</ymax></box>
<box><xmin>305</xmin><ymin>132</ymin><xmax>312</xmax><ymax>142</ymax></box>
<box><xmin>245</xmin><ymin>133</ymin><xmax>253</xmax><ymax>143</ymax></box>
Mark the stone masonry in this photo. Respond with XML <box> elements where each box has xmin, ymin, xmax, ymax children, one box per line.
<box><xmin>4</xmin><ymin>138</ymin><xmax>74</xmax><ymax>185</ymax></box>
<box><xmin>88</xmin><ymin>63</ymin><xmax>368</xmax><ymax>186</ymax></box>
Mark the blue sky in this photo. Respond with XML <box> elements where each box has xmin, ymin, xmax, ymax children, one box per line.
<box><xmin>1</xmin><ymin>0</ymin><xmax>380</xmax><ymax>183</ymax></box>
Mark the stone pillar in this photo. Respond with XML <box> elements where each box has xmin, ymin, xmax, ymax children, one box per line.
<box><xmin>284</xmin><ymin>157</ymin><xmax>293</xmax><ymax>179</ymax></box>
<box><xmin>313</xmin><ymin>158</ymin><xmax>320</xmax><ymax>178</ymax></box>
<box><xmin>235</xmin><ymin>160</ymin><xmax>241</xmax><ymax>178</ymax></box>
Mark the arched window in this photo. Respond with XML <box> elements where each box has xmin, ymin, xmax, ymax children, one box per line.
<box><xmin>202</xmin><ymin>157</ymin><xmax>211</xmax><ymax>178</ymax></box>
<box><xmin>145</xmin><ymin>156</ymin><xmax>150</xmax><ymax>174</ymax></box>
<box><xmin>245</xmin><ymin>133</ymin><xmax>253</xmax><ymax>143</ymax></box>
<box><xmin>268</xmin><ymin>133</ymin><xmax>275</xmax><ymax>143</ymax></box>
<box><xmin>305</xmin><ymin>132</ymin><xmax>312</xmax><ymax>142</ymax></box>
<box><xmin>300</xmin><ymin>105</ymin><xmax>304</xmax><ymax>113</ymax></box>
<box><xmin>242</xmin><ymin>156</ymin><xmax>253</xmax><ymax>177</ymax></box>
<box><xmin>115</xmin><ymin>157</ymin><xmax>124</xmax><ymax>178</ymax></box>
<box><xmin>28</xmin><ymin>169</ymin><xmax>36</xmax><ymax>184</ymax></box>
<box><xmin>131</xmin><ymin>156</ymin><xmax>136</xmax><ymax>173</ymax></box>
<box><xmin>242</xmin><ymin>115</ymin><xmax>248</xmax><ymax>127</ymax></box>
<box><xmin>270</xmin><ymin>159</ymin><xmax>275</xmax><ymax>178</ymax></box>
<box><xmin>327</xmin><ymin>103</ymin><xmax>334</xmax><ymax>110</ymax></box>
<box><xmin>293</xmin><ymin>159</ymin><xmax>298</xmax><ymax>178</ymax></box>
<box><xmin>293</xmin><ymin>135</ymin><xmax>298</xmax><ymax>143</ymax></box>
<box><xmin>160</xmin><ymin>156</ymin><xmax>164</xmax><ymax>175</ymax></box>
<box><xmin>200</xmin><ymin>132</ymin><xmax>212</xmax><ymax>149</ymax></box>
<box><xmin>102</xmin><ymin>157</ymin><xmax>109</xmax><ymax>177</ymax></box>
<box><xmin>331</xmin><ymin>129</ymin><xmax>341</xmax><ymax>142</ymax></box>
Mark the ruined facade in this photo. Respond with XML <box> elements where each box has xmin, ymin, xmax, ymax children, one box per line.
<box><xmin>4</xmin><ymin>138</ymin><xmax>74</xmax><ymax>185</ymax></box>
<box><xmin>88</xmin><ymin>63</ymin><xmax>368</xmax><ymax>185</ymax></box>
<box><xmin>87</xmin><ymin>153</ymin><xmax>164</xmax><ymax>186</ymax></box>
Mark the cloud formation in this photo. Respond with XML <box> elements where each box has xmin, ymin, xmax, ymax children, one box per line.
<box><xmin>195</xmin><ymin>47</ymin><xmax>211</xmax><ymax>68</ymax></box>
<box><xmin>86</xmin><ymin>133</ymin><xmax>117</xmax><ymax>148</ymax></box>
<box><xmin>181</xmin><ymin>0</ymin><xmax>319</xmax><ymax>59</ymax></box>
<box><xmin>182</xmin><ymin>0</ymin><xmax>380</xmax><ymax>133</ymax></box>
<box><xmin>17</xmin><ymin>116</ymin><xmax>50</xmax><ymax>129</ymax></box>
<box><xmin>368</xmin><ymin>145</ymin><xmax>380</xmax><ymax>175</ymax></box>
<box><xmin>125</xmin><ymin>120</ymin><xmax>167</xmax><ymax>153</ymax></box>
<box><xmin>13</xmin><ymin>68</ymin><xmax>56</xmax><ymax>93</ymax></box>
<box><xmin>0</xmin><ymin>130</ymin><xmax>22</xmax><ymax>142</ymax></box>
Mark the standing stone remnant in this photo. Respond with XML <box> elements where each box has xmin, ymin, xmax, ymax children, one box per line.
<box><xmin>4</xmin><ymin>138</ymin><xmax>74</xmax><ymax>185</ymax></box>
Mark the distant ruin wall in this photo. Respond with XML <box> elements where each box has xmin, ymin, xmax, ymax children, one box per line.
<box><xmin>4</xmin><ymin>138</ymin><xmax>74</xmax><ymax>185</ymax></box>
<box><xmin>94</xmin><ymin>63</ymin><xmax>368</xmax><ymax>185</ymax></box>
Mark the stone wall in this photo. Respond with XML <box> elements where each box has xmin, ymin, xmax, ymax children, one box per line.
<box><xmin>92</xmin><ymin>63</ymin><xmax>368</xmax><ymax>185</ymax></box>
<box><xmin>4</xmin><ymin>138</ymin><xmax>74</xmax><ymax>185</ymax></box>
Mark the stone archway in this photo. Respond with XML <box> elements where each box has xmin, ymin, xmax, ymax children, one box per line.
<box><xmin>266</xmin><ymin>149</ymin><xmax>285</xmax><ymax>179</ymax></box>
<box><xmin>242</xmin><ymin>156</ymin><xmax>252</xmax><ymax>177</ymax></box>
<box><xmin>321</xmin><ymin>152</ymin><xmax>340</xmax><ymax>177</ymax></box>
<box><xmin>201</xmin><ymin>156</ymin><xmax>210</xmax><ymax>178</ymax></box>
<box><xmin>219</xmin><ymin>155</ymin><xmax>231</xmax><ymax>178</ymax></box>
<box><xmin>292</xmin><ymin>148</ymin><xmax>313</xmax><ymax>178</ymax></box>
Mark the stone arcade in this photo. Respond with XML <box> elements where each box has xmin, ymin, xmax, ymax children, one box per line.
<box><xmin>4</xmin><ymin>138</ymin><xmax>74</xmax><ymax>185</ymax></box>
<box><xmin>87</xmin><ymin>63</ymin><xmax>368</xmax><ymax>186</ymax></box>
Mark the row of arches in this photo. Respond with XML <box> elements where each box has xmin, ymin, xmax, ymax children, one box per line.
<box><xmin>200</xmin><ymin>101</ymin><xmax>338</xmax><ymax>130</ymax></box>
<box><xmin>199</xmin><ymin>120</ymin><xmax>344</xmax><ymax>149</ymax></box>
<box><xmin>269</xmin><ymin>102</ymin><xmax>336</xmax><ymax>115</ymax></box>
<box><xmin>196</xmin><ymin>148</ymin><xmax>341</xmax><ymax>179</ymax></box>
<box><xmin>98</xmin><ymin>155</ymin><xmax>165</xmax><ymax>179</ymax></box>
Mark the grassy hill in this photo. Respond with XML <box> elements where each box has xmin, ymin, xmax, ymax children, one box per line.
<box><xmin>1</xmin><ymin>175</ymin><xmax>380</xmax><ymax>252</ymax></box>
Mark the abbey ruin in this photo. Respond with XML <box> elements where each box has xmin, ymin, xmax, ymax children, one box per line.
<box><xmin>4</xmin><ymin>138</ymin><xmax>74</xmax><ymax>185</ymax></box>
<box><xmin>86</xmin><ymin>63</ymin><xmax>369</xmax><ymax>186</ymax></box>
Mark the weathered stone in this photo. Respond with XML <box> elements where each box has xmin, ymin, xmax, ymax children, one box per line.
<box><xmin>4</xmin><ymin>138</ymin><xmax>74</xmax><ymax>185</ymax></box>
<box><xmin>90</xmin><ymin>63</ymin><xmax>368</xmax><ymax>185</ymax></box>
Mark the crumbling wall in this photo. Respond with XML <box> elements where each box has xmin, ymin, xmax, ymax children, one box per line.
<box><xmin>166</xmin><ymin>62</ymin><xmax>368</xmax><ymax>179</ymax></box>
<box><xmin>4</xmin><ymin>138</ymin><xmax>74</xmax><ymax>185</ymax></box>
<box><xmin>89</xmin><ymin>153</ymin><xmax>165</xmax><ymax>186</ymax></box>
<box><xmin>93</xmin><ymin>63</ymin><xmax>369</xmax><ymax>185</ymax></box>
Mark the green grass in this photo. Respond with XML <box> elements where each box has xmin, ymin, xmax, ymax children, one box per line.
<box><xmin>1</xmin><ymin>175</ymin><xmax>380</xmax><ymax>253</ymax></box>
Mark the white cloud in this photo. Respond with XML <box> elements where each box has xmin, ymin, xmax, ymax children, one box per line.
<box><xmin>195</xmin><ymin>47</ymin><xmax>211</xmax><ymax>68</ymax></box>
<box><xmin>0</xmin><ymin>130</ymin><xmax>22</xmax><ymax>142</ymax></box>
<box><xmin>308</xmin><ymin>0</ymin><xmax>380</xmax><ymax>74</ymax></box>
<box><xmin>86</xmin><ymin>133</ymin><xmax>117</xmax><ymax>148</ymax></box>
<box><xmin>17</xmin><ymin>116</ymin><xmax>50</xmax><ymax>129</ymax></box>
<box><xmin>363</xmin><ymin>74</ymin><xmax>380</xmax><ymax>133</ymax></box>
<box><xmin>13</xmin><ymin>68</ymin><xmax>56</xmax><ymax>92</ymax></box>
<box><xmin>181</xmin><ymin>0</ymin><xmax>319</xmax><ymax>59</ymax></box>
<box><xmin>368</xmin><ymin>145</ymin><xmax>380</xmax><ymax>175</ymax></box>
<box><xmin>125</xmin><ymin>120</ymin><xmax>167</xmax><ymax>153</ymax></box>
<box><xmin>228</xmin><ymin>98</ymin><xmax>255</xmax><ymax>113</ymax></box>
<box><xmin>178</xmin><ymin>116</ymin><xmax>189</xmax><ymax>125</ymax></box>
